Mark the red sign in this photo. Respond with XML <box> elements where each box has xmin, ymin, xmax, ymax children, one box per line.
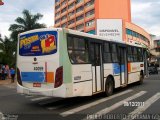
<box><xmin>33</xmin><ymin>83</ymin><xmax>41</xmax><ymax>87</ymax></box>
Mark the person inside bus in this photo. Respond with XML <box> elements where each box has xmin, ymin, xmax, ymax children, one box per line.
<box><xmin>68</xmin><ymin>50</ymin><xmax>77</xmax><ymax>63</ymax></box>
<box><xmin>76</xmin><ymin>55</ymin><xmax>85</xmax><ymax>63</ymax></box>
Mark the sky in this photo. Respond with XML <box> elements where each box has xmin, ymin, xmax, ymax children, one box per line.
<box><xmin>0</xmin><ymin>0</ymin><xmax>160</xmax><ymax>38</ymax></box>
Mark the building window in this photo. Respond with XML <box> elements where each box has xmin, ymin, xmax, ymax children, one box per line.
<box><xmin>55</xmin><ymin>11</ymin><xmax>60</xmax><ymax>17</ymax></box>
<box><xmin>76</xmin><ymin>24</ymin><xmax>84</xmax><ymax>30</ymax></box>
<box><xmin>61</xmin><ymin>0</ymin><xmax>67</xmax><ymax>6</ymax></box>
<box><xmin>61</xmin><ymin>23</ymin><xmax>67</xmax><ymax>28</ymax></box>
<box><xmin>75</xmin><ymin>0</ymin><xmax>83</xmax><ymax>4</ymax></box>
<box><xmin>85</xmin><ymin>9</ymin><xmax>94</xmax><ymax>17</ymax></box>
<box><xmin>68</xmin><ymin>11</ymin><xmax>75</xmax><ymax>17</ymax></box>
<box><xmin>126</xmin><ymin>28</ymin><xmax>150</xmax><ymax>44</ymax></box>
<box><xmin>68</xmin><ymin>2</ymin><xmax>74</xmax><ymax>9</ymax></box>
<box><xmin>87</xmin><ymin>30</ymin><xmax>95</xmax><ymax>34</ymax></box>
<box><xmin>68</xmin><ymin>19</ymin><xmax>75</xmax><ymax>25</ymax></box>
<box><xmin>85</xmin><ymin>0</ymin><xmax>94</xmax><ymax>7</ymax></box>
<box><xmin>132</xmin><ymin>31</ymin><xmax>136</xmax><ymax>37</ymax></box>
<box><xmin>55</xmin><ymin>18</ymin><xmax>61</xmax><ymax>24</ymax></box>
<box><xmin>70</xmin><ymin>27</ymin><xmax>75</xmax><ymax>30</ymax></box>
<box><xmin>76</xmin><ymin>6</ymin><xmax>84</xmax><ymax>13</ymax></box>
<box><xmin>61</xmin><ymin>15</ymin><xmax>67</xmax><ymax>21</ymax></box>
<box><xmin>61</xmin><ymin>7</ymin><xmax>67</xmax><ymax>13</ymax></box>
<box><xmin>55</xmin><ymin>4</ymin><xmax>60</xmax><ymax>10</ymax></box>
<box><xmin>76</xmin><ymin>14</ymin><xmax>84</xmax><ymax>21</ymax></box>
<box><xmin>55</xmin><ymin>0</ymin><xmax>60</xmax><ymax>3</ymax></box>
<box><xmin>85</xmin><ymin>19</ymin><xmax>95</xmax><ymax>27</ymax></box>
<box><xmin>126</xmin><ymin>29</ymin><xmax>132</xmax><ymax>35</ymax></box>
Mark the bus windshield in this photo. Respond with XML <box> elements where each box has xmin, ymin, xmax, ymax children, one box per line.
<box><xmin>19</xmin><ymin>31</ymin><xmax>58</xmax><ymax>56</ymax></box>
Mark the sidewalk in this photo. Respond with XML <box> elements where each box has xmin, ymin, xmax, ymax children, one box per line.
<box><xmin>0</xmin><ymin>78</ymin><xmax>17</xmax><ymax>85</ymax></box>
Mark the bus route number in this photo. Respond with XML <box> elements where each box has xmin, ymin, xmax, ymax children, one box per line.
<box><xmin>34</xmin><ymin>67</ymin><xmax>43</xmax><ymax>71</ymax></box>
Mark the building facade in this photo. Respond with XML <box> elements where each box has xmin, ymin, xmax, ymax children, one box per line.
<box><xmin>54</xmin><ymin>0</ymin><xmax>151</xmax><ymax>48</ymax></box>
<box><xmin>150</xmin><ymin>36</ymin><xmax>160</xmax><ymax>66</ymax></box>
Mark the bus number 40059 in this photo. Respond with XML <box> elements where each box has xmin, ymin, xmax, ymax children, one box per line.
<box><xmin>34</xmin><ymin>67</ymin><xmax>43</xmax><ymax>71</ymax></box>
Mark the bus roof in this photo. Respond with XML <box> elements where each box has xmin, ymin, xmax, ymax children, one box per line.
<box><xmin>18</xmin><ymin>27</ymin><xmax>145</xmax><ymax>48</ymax></box>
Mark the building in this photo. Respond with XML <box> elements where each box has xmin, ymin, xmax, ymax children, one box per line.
<box><xmin>150</xmin><ymin>36</ymin><xmax>160</xmax><ymax>66</ymax></box>
<box><xmin>54</xmin><ymin>0</ymin><xmax>151</xmax><ymax>48</ymax></box>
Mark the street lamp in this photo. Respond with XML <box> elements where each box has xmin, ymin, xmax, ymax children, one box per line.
<box><xmin>0</xmin><ymin>0</ymin><xmax>4</xmax><ymax>5</ymax></box>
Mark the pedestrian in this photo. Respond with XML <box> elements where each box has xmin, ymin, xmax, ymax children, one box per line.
<box><xmin>5</xmin><ymin>65</ymin><xmax>10</xmax><ymax>79</ymax></box>
<box><xmin>10</xmin><ymin>67</ymin><xmax>15</xmax><ymax>83</ymax></box>
<box><xmin>1</xmin><ymin>65</ymin><xmax>5</xmax><ymax>80</ymax></box>
<box><xmin>0</xmin><ymin>65</ymin><xmax>2</xmax><ymax>80</ymax></box>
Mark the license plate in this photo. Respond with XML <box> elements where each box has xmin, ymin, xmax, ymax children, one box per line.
<box><xmin>33</xmin><ymin>83</ymin><xmax>41</xmax><ymax>87</ymax></box>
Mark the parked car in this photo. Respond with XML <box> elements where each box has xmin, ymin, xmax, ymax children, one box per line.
<box><xmin>148</xmin><ymin>66</ymin><xmax>158</xmax><ymax>74</ymax></box>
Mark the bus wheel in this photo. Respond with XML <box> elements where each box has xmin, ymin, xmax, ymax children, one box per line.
<box><xmin>138</xmin><ymin>71</ymin><xmax>144</xmax><ymax>85</ymax></box>
<box><xmin>105</xmin><ymin>77</ymin><xmax>114</xmax><ymax>96</ymax></box>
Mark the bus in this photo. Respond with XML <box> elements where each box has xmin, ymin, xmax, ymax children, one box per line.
<box><xmin>17</xmin><ymin>28</ymin><xmax>148</xmax><ymax>97</ymax></box>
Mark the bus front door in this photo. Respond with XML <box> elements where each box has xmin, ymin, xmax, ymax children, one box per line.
<box><xmin>90</xmin><ymin>43</ymin><xmax>103</xmax><ymax>93</ymax></box>
<box><xmin>119</xmin><ymin>47</ymin><xmax>128</xmax><ymax>86</ymax></box>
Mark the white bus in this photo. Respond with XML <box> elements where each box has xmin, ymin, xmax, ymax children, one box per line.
<box><xmin>17</xmin><ymin>28</ymin><xmax>148</xmax><ymax>97</ymax></box>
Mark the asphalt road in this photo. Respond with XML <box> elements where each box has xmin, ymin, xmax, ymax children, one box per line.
<box><xmin>0</xmin><ymin>74</ymin><xmax>160</xmax><ymax>120</ymax></box>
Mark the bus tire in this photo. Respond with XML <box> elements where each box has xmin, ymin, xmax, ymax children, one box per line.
<box><xmin>105</xmin><ymin>77</ymin><xmax>114</xmax><ymax>96</ymax></box>
<box><xmin>138</xmin><ymin>71</ymin><xmax>144</xmax><ymax>85</ymax></box>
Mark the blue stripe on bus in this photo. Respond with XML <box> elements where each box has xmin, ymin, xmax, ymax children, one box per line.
<box><xmin>21</xmin><ymin>72</ymin><xmax>45</xmax><ymax>82</ymax></box>
<box><xmin>121</xmin><ymin>65</ymin><xmax>125</xmax><ymax>72</ymax></box>
<box><xmin>113</xmin><ymin>63</ymin><xmax>120</xmax><ymax>74</ymax></box>
<box><xmin>113</xmin><ymin>63</ymin><xmax>125</xmax><ymax>74</ymax></box>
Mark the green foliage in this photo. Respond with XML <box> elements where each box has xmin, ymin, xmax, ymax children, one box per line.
<box><xmin>9</xmin><ymin>9</ymin><xmax>46</xmax><ymax>42</ymax></box>
<box><xmin>0</xmin><ymin>9</ymin><xmax>46</xmax><ymax>66</ymax></box>
<box><xmin>0</xmin><ymin>36</ymin><xmax>16</xmax><ymax>66</ymax></box>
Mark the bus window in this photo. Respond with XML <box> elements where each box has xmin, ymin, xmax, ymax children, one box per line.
<box><xmin>111</xmin><ymin>44</ymin><xmax>118</xmax><ymax>63</ymax></box>
<box><xmin>67</xmin><ymin>36</ymin><xmax>74</xmax><ymax>49</ymax></box>
<box><xmin>67</xmin><ymin>36</ymin><xmax>89</xmax><ymax>64</ymax></box>
<box><xmin>137</xmin><ymin>48</ymin><xmax>143</xmax><ymax>62</ymax></box>
<box><xmin>127</xmin><ymin>46</ymin><xmax>133</xmax><ymax>62</ymax></box>
<box><xmin>133</xmin><ymin>47</ymin><xmax>138</xmax><ymax>62</ymax></box>
<box><xmin>103</xmin><ymin>42</ymin><xmax>112</xmax><ymax>63</ymax></box>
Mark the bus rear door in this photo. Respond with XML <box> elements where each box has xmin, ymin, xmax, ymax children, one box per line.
<box><xmin>90</xmin><ymin>42</ymin><xmax>103</xmax><ymax>93</ymax></box>
<box><xmin>119</xmin><ymin>46</ymin><xmax>128</xmax><ymax>86</ymax></box>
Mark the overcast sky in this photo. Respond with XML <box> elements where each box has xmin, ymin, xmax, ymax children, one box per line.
<box><xmin>0</xmin><ymin>0</ymin><xmax>160</xmax><ymax>38</ymax></box>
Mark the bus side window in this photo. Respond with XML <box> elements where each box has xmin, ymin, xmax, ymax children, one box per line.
<box><xmin>67</xmin><ymin>35</ymin><xmax>89</xmax><ymax>64</ymax></box>
<box><xmin>111</xmin><ymin>44</ymin><xmax>118</xmax><ymax>63</ymax></box>
<box><xmin>127</xmin><ymin>46</ymin><xmax>133</xmax><ymax>62</ymax></box>
<box><xmin>89</xmin><ymin>43</ymin><xmax>95</xmax><ymax>65</ymax></box>
<box><xmin>103</xmin><ymin>42</ymin><xmax>112</xmax><ymax>63</ymax></box>
<box><xmin>133</xmin><ymin>47</ymin><xmax>138</xmax><ymax>62</ymax></box>
<box><xmin>137</xmin><ymin>48</ymin><xmax>143</xmax><ymax>62</ymax></box>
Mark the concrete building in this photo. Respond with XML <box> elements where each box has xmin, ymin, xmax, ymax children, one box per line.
<box><xmin>54</xmin><ymin>0</ymin><xmax>151</xmax><ymax>48</ymax></box>
<box><xmin>150</xmin><ymin>36</ymin><xmax>160</xmax><ymax>66</ymax></box>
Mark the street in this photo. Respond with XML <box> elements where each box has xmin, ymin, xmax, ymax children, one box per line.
<box><xmin>0</xmin><ymin>74</ymin><xmax>160</xmax><ymax>120</ymax></box>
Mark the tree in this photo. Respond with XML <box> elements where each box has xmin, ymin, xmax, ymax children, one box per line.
<box><xmin>6</xmin><ymin>9</ymin><xmax>46</xmax><ymax>66</ymax></box>
<box><xmin>0</xmin><ymin>36</ymin><xmax>15</xmax><ymax>66</ymax></box>
<box><xmin>9</xmin><ymin>9</ymin><xmax>46</xmax><ymax>42</ymax></box>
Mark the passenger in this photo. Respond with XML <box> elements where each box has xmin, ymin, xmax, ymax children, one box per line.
<box><xmin>76</xmin><ymin>55</ymin><xmax>85</xmax><ymax>63</ymax></box>
<box><xmin>69</xmin><ymin>50</ymin><xmax>77</xmax><ymax>63</ymax></box>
